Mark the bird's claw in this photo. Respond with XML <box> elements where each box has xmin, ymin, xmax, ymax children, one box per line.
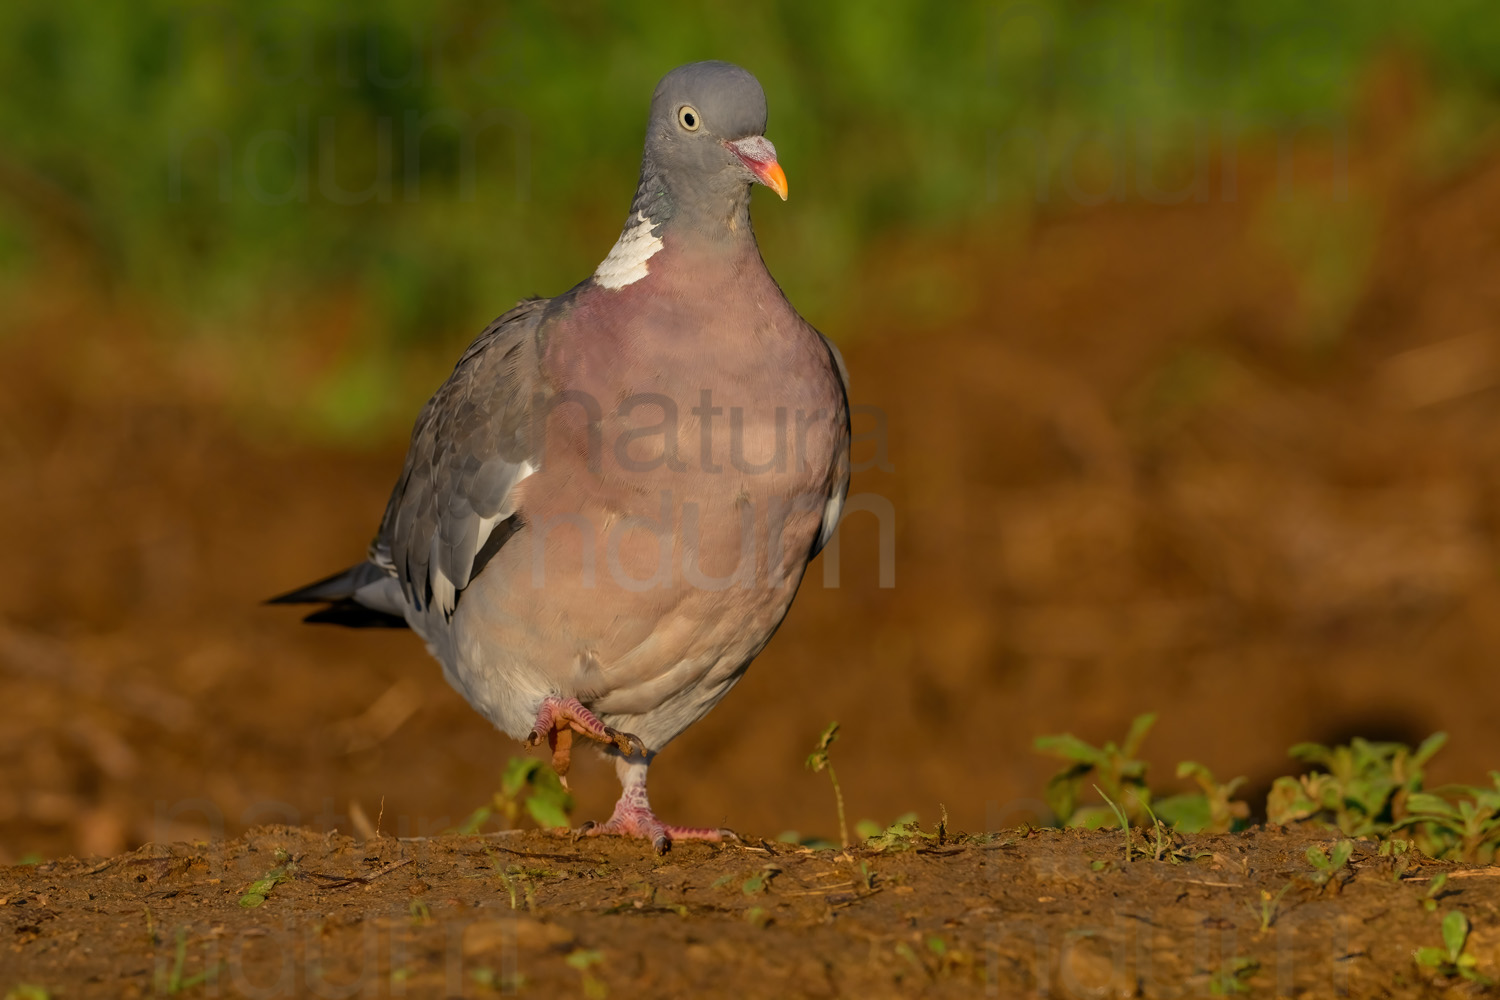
<box><xmin>604</xmin><ymin>727</ymin><xmax>648</xmax><ymax>758</ymax></box>
<box><xmin>571</xmin><ymin>805</ymin><xmax>730</xmax><ymax>853</ymax></box>
<box><xmin>524</xmin><ymin>697</ymin><xmax>650</xmax><ymax>780</ymax></box>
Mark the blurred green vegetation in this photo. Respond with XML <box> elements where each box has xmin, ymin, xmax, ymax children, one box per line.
<box><xmin>1</xmin><ymin>1</ymin><xmax>1497</xmax><ymax>436</ymax></box>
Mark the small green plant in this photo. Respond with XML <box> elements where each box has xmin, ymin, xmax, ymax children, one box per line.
<box><xmin>1036</xmin><ymin>713</ymin><xmax>1248</xmax><ymax>833</ymax></box>
<box><xmin>238</xmin><ymin>851</ymin><xmax>295</xmax><ymax>908</ymax></box>
<box><xmin>484</xmin><ymin>850</ymin><xmax>539</xmax><ymax>910</ymax></box>
<box><xmin>1395</xmin><ymin>777</ymin><xmax>1500</xmax><ymax>863</ymax></box>
<box><xmin>1267</xmin><ymin>733</ymin><xmax>1446</xmax><ymax>837</ymax></box>
<box><xmin>5</xmin><ymin>987</ymin><xmax>53</xmax><ymax>1000</ymax></box>
<box><xmin>1421</xmin><ymin>873</ymin><xmax>1450</xmax><ymax>913</ymax></box>
<box><xmin>1415</xmin><ymin>911</ymin><xmax>1491</xmax><ymax>985</ymax></box>
<box><xmin>1036</xmin><ymin>713</ymin><xmax>1157</xmax><ymax>828</ymax></box>
<box><xmin>1135</xmin><ymin>793</ymin><xmax>1212</xmax><ymax>864</ymax></box>
<box><xmin>469</xmin><ymin>967</ymin><xmax>527</xmax><ymax>992</ymax></box>
<box><xmin>1250</xmin><ymin>882</ymin><xmax>1295</xmax><ymax>933</ymax></box>
<box><xmin>806</xmin><ymin>722</ymin><xmax>850</xmax><ymax>849</ymax></box>
<box><xmin>894</xmin><ymin>942</ymin><xmax>928</xmax><ymax>981</ymax></box>
<box><xmin>742</xmin><ymin>865</ymin><xmax>780</xmax><ymax>896</ymax></box>
<box><xmin>1156</xmin><ymin>762</ymin><xmax>1251</xmax><ymax>833</ymax></box>
<box><xmin>1098</xmin><ymin>786</ymin><xmax>1136</xmax><ymax>862</ymax></box>
<box><xmin>1306</xmin><ymin>840</ymin><xmax>1355</xmax><ymax>887</ymax></box>
<box><xmin>1209</xmin><ymin>957</ymin><xmax>1259</xmax><ymax>995</ymax></box>
<box><xmin>858</xmin><ymin>812</ymin><xmax>942</xmax><ymax>852</ymax></box>
<box><xmin>1265</xmin><ymin>732</ymin><xmax>1500</xmax><ymax>861</ymax></box>
<box><xmin>566</xmin><ymin>948</ymin><xmax>608</xmax><ymax>1000</ymax></box>
<box><xmin>153</xmin><ymin>928</ymin><xmax>225</xmax><ymax>995</ymax></box>
<box><xmin>408</xmin><ymin>898</ymin><xmax>432</xmax><ymax>926</ymax></box>
<box><xmin>453</xmin><ymin>757</ymin><xmax>574</xmax><ymax>834</ymax></box>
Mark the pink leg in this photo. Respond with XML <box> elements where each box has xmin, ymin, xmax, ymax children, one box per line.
<box><xmin>524</xmin><ymin>697</ymin><xmax>645</xmax><ymax>782</ymax></box>
<box><xmin>579</xmin><ymin>755</ymin><xmax>735</xmax><ymax>854</ymax></box>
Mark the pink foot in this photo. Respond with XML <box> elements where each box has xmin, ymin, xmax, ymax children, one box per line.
<box><xmin>523</xmin><ymin>697</ymin><xmax>645</xmax><ymax>781</ymax></box>
<box><xmin>578</xmin><ymin>774</ymin><xmax>736</xmax><ymax>854</ymax></box>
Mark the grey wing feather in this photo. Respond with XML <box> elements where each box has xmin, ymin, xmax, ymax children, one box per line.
<box><xmin>371</xmin><ymin>297</ymin><xmax>549</xmax><ymax>619</ymax></box>
<box><xmin>811</xmin><ymin>329</ymin><xmax>852</xmax><ymax>558</ymax></box>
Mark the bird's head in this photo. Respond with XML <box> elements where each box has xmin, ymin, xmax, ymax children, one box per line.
<box><xmin>643</xmin><ymin>60</ymin><xmax>788</xmax><ymax>205</ymax></box>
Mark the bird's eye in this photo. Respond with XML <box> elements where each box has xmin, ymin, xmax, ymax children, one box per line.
<box><xmin>677</xmin><ymin>105</ymin><xmax>700</xmax><ymax>131</ymax></box>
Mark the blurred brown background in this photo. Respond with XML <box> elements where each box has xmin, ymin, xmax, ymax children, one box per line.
<box><xmin>3</xmin><ymin>4</ymin><xmax>1500</xmax><ymax>861</ymax></box>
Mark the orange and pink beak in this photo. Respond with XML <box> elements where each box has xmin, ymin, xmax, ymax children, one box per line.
<box><xmin>727</xmin><ymin>135</ymin><xmax>788</xmax><ymax>201</ymax></box>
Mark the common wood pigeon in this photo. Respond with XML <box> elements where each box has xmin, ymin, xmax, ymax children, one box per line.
<box><xmin>273</xmin><ymin>61</ymin><xmax>851</xmax><ymax>851</ymax></box>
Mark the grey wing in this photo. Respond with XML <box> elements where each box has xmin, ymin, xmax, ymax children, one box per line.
<box><xmin>371</xmin><ymin>297</ymin><xmax>549</xmax><ymax>621</ymax></box>
<box><xmin>812</xmin><ymin>329</ymin><xmax>852</xmax><ymax>558</ymax></box>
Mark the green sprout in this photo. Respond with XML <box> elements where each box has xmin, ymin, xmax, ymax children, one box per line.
<box><xmin>1209</xmin><ymin>957</ymin><xmax>1259</xmax><ymax>995</ymax></box>
<box><xmin>1250</xmin><ymin>883</ymin><xmax>1295</xmax><ymax>933</ymax></box>
<box><xmin>1421</xmin><ymin>873</ymin><xmax>1450</xmax><ymax>913</ymax></box>
<box><xmin>1035</xmin><ymin>713</ymin><xmax>1157</xmax><ymax>829</ymax></box>
<box><xmin>1267</xmin><ymin>733</ymin><xmax>1446</xmax><ymax>838</ymax></box>
<box><xmin>1415</xmin><ymin>911</ymin><xmax>1491</xmax><ymax>984</ymax></box>
<box><xmin>238</xmin><ymin>851</ymin><xmax>295</xmax><ymax>908</ymax></box>
<box><xmin>452</xmin><ymin>756</ymin><xmax>574</xmax><ymax>834</ymax></box>
<box><xmin>566</xmin><ymin>948</ymin><xmax>608</xmax><ymax>1000</ymax></box>
<box><xmin>1395</xmin><ymin>776</ymin><xmax>1500</xmax><ymax>863</ymax></box>
<box><xmin>1305</xmin><ymin>840</ymin><xmax>1354</xmax><ymax>887</ymax></box>
<box><xmin>806</xmin><ymin>721</ymin><xmax>849</xmax><ymax>849</ymax></box>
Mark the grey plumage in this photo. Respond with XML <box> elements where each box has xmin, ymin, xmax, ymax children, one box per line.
<box><xmin>375</xmin><ymin>297</ymin><xmax>546</xmax><ymax>624</ymax></box>
<box><xmin>275</xmin><ymin>61</ymin><xmax>849</xmax><ymax>847</ymax></box>
<box><xmin>273</xmin><ymin>297</ymin><xmax>546</xmax><ymax>628</ymax></box>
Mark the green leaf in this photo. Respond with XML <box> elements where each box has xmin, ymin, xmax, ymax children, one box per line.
<box><xmin>1122</xmin><ymin>713</ymin><xmax>1158</xmax><ymax>758</ymax></box>
<box><xmin>1405</xmin><ymin>793</ymin><xmax>1462</xmax><ymax>821</ymax></box>
<box><xmin>1266</xmin><ymin>776</ymin><xmax>1320</xmax><ymax>825</ymax></box>
<box><xmin>501</xmin><ymin>757</ymin><xmax>542</xmax><ymax>799</ymax></box>
<box><xmin>1414</xmin><ymin>946</ymin><xmax>1447</xmax><ymax>967</ymax></box>
<box><xmin>1034</xmin><ymin>733</ymin><xmax>1107</xmax><ymax>765</ymax></box>
<box><xmin>525</xmin><ymin>794</ymin><xmax>571</xmax><ymax>831</ymax></box>
<box><xmin>1288</xmin><ymin>742</ymin><xmax>1334</xmax><ymax>767</ymax></box>
<box><xmin>806</xmin><ymin>721</ymin><xmax>840</xmax><ymax>771</ymax></box>
<box><xmin>7</xmin><ymin>986</ymin><xmax>54</xmax><ymax>1000</ymax></box>
<box><xmin>1153</xmin><ymin>793</ymin><xmax>1212</xmax><ymax>833</ymax></box>
<box><xmin>1414</xmin><ymin>732</ymin><xmax>1449</xmax><ymax>768</ymax></box>
<box><xmin>566</xmin><ymin>949</ymin><xmax>604</xmax><ymax>971</ymax></box>
<box><xmin>1073</xmin><ymin>805</ymin><xmax>1125</xmax><ymax>831</ymax></box>
<box><xmin>1442</xmin><ymin>910</ymin><xmax>1470</xmax><ymax>959</ymax></box>
<box><xmin>1176</xmin><ymin>760</ymin><xmax>1208</xmax><ymax>780</ymax></box>
<box><xmin>450</xmin><ymin>805</ymin><xmax>493</xmax><ymax>835</ymax></box>
<box><xmin>1043</xmin><ymin>765</ymin><xmax>1088</xmax><ymax>825</ymax></box>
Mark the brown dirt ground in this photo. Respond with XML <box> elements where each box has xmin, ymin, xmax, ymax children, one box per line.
<box><xmin>5</xmin><ymin>825</ymin><xmax>1498</xmax><ymax>998</ymax></box>
<box><xmin>4</xmin><ymin>72</ymin><xmax>1500</xmax><ymax>996</ymax></box>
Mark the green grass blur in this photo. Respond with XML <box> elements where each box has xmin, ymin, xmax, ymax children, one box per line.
<box><xmin>1</xmin><ymin>0</ymin><xmax>1497</xmax><ymax>436</ymax></box>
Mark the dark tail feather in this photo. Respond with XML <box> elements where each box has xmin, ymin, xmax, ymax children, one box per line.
<box><xmin>267</xmin><ymin>562</ymin><xmax>389</xmax><ymax>604</ymax></box>
<box><xmin>301</xmin><ymin>599</ymin><xmax>409</xmax><ymax>629</ymax></box>
<box><xmin>268</xmin><ymin>562</ymin><xmax>410</xmax><ymax>629</ymax></box>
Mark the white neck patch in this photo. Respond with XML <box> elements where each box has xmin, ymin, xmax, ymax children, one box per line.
<box><xmin>593</xmin><ymin>212</ymin><xmax>663</xmax><ymax>290</ymax></box>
